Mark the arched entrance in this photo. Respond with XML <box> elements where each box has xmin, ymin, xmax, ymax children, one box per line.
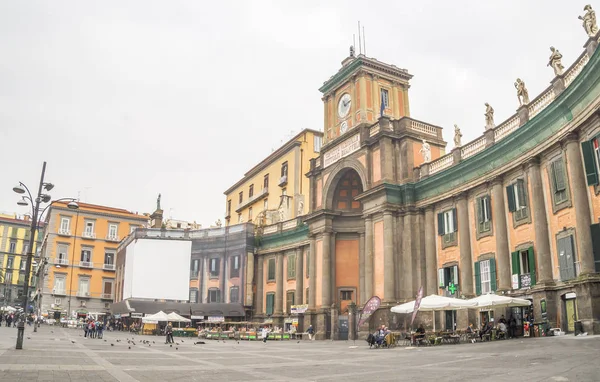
<box><xmin>332</xmin><ymin>169</ymin><xmax>363</xmax><ymax>212</ymax></box>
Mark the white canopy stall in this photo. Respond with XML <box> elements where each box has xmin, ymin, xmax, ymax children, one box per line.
<box><xmin>391</xmin><ymin>294</ymin><xmax>478</xmax><ymax>331</ymax></box>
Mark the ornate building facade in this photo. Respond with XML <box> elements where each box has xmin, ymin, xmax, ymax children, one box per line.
<box><xmin>252</xmin><ymin>16</ymin><xmax>600</xmax><ymax>338</ymax></box>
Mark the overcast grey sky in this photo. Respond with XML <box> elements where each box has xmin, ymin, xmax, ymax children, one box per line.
<box><xmin>0</xmin><ymin>1</ymin><xmax>589</xmax><ymax>226</ymax></box>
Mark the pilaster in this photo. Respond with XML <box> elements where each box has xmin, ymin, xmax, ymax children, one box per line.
<box><xmin>383</xmin><ymin>211</ymin><xmax>395</xmax><ymax>301</ymax></box>
<box><xmin>321</xmin><ymin>232</ymin><xmax>332</xmax><ymax>307</ymax></box>
<box><xmin>256</xmin><ymin>256</ymin><xmax>264</xmax><ymax>316</ymax></box>
<box><xmin>364</xmin><ymin>216</ymin><xmax>374</xmax><ymax>300</ymax></box>
<box><xmin>424</xmin><ymin>206</ymin><xmax>437</xmax><ymax>295</ymax></box>
<box><xmin>490</xmin><ymin>177</ymin><xmax>511</xmax><ymax>291</ymax></box>
<box><xmin>295</xmin><ymin>246</ymin><xmax>304</xmax><ymax>304</ymax></box>
<box><xmin>274</xmin><ymin>252</ymin><xmax>284</xmax><ymax>315</ymax></box>
<box><xmin>456</xmin><ymin>193</ymin><xmax>474</xmax><ymax>296</ymax></box>
<box><xmin>400</xmin><ymin>212</ymin><xmax>414</xmax><ymax>299</ymax></box>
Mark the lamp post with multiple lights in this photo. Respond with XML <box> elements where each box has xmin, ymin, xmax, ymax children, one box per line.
<box><xmin>12</xmin><ymin>161</ymin><xmax>78</xmax><ymax>349</ymax></box>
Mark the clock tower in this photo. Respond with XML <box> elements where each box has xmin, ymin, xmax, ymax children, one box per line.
<box><xmin>319</xmin><ymin>49</ymin><xmax>413</xmax><ymax>144</ymax></box>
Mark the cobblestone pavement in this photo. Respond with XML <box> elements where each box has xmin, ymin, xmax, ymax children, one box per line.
<box><xmin>1</xmin><ymin>325</ymin><xmax>599</xmax><ymax>381</ymax></box>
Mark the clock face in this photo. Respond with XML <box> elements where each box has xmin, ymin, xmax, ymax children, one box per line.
<box><xmin>337</xmin><ymin>93</ymin><xmax>351</xmax><ymax>118</ymax></box>
<box><xmin>340</xmin><ymin>121</ymin><xmax>348</xmax><ymax>134</ymax></box>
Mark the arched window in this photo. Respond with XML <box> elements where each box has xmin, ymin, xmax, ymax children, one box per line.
<box><xmin>332</xmin><ymin>170</ymin><xmax>363</xmax><ymax>211</ymax></box>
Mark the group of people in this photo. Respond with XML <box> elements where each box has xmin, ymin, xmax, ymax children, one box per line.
<box><xmin>373</xmin><ymin>325</ymin><xmax>392</xmax><ymax>346</ymax></box>
<box><xmin>83</xmin><ymin>319</ymin><xmax>105</xmax><ymax>339</ymax></box>
<box><xmin>466</xmin><ymin>314</ymin><xmax>519</xmax><ymax>341</ymax></box>
<box><xmin>0</xmin><ymin>313</ymin><xmax>17</xmax><ymax>327</ymax></box>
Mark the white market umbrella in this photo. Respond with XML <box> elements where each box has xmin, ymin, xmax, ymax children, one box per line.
<box><xmin>142</xmin><ymin>310</ymin><xmax>170</xmax><ymax>323</ymax></box>
<box><xmin>467</xmin><ymin>294</ymin><xmax>531</xmax><ymax>309</ymax></box>
<box><xmin>167</xmin><ymin>312</ymin><xmax>191</xmax><ymax>323</ymax></box>
<box><xmin>391</xmin><ymin>295</ymin><xmax>477</xmax><ymax>331</ymax></box>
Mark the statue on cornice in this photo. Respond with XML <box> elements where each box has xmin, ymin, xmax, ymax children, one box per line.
<box><xmin>453</xmin><ymin>124</ymin><xmax>462</xmax><ymax>147</ymax></box>
<box><xmin>215</xmin><ymin>219</ymin><xmax>222</xmax><ymax>227</ymax></box>
<box><xmin>484</xmin><ymin>103</ymin><xmax>495</xmax><ymax>129</ymax></box>
<box><xmin>548</xmin><ymin>47</ymin><xmax>565</xmax><ymax>76</ymax></box>
<box><xmin>419</xmin><ymin>139</ymin><xmax>431</xmax><ymax>163</ymax></box>
<box><xmin>156</xmin><ymin>193</ymin><xmax>161</xmax><ymax>211</ymax></box>
<box><xmin>579</xmin><ymin>5</ymin><xmax>598</xmax><ymax>37</ymax></box>
<box><xmin>514</xmin><ymin>78</ymin><xmax>530</xmax><ymax>106</ymax></box>
<box><xmin>350</xmin><ymin>45</ymin><xmax>355</xmax><ymax>57</ymax></box>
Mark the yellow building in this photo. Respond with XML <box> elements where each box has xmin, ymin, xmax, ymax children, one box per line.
<box><xmin>0</xmin><ymin>214</ymin><xmax>44</xmax><ymax>309</ymax></box>
<box><xmin>38</xmin><ymin>201</ymin><xmax>147</xmax><ymax>319</ymax></box>
<box><xmin>224</xmin><ymin>129</ymin><xmax>323</xmax><ymax>226</ymax></box>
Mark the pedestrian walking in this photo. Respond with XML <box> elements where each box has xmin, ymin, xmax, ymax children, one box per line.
<box><xmin>307</xmin><ymin>325</ymin><xmax>315</xmax><ymax>341</ymax></box>
<box><xmin>165</xmin><ymin>322</ymin><xmax>174</xmax><ymax>344</ymax></box>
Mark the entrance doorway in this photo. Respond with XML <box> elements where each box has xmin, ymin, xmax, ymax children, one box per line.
<box><xmin>338</xmin><ymin>316</ymin><xmax>349</xmax><ymax>340</ymax></box>
<box><xmin>563</xmin><ymin>293</ymin><xmax>577</xmax><ymax>333</ymax></box>
<box><xmin>445</xmin><ymin>311</ymin><xmax>456</xmax><ymax>331</ymax></box>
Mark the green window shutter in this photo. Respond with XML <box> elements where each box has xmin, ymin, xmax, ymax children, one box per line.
<box><xmin>581</xmin><ymin>140</ymin><xmax>599</xmax><ymax>186</ymax></box>
<box><xmin>591</xmin><ymin>224</ymin><xmax>600</xmax><ymax>272</ymax></box>
<box><xmin>452</xmin><ymin>208</ymin><xmax>458</xmax><ymax>232</ymax></box>
<box><xmin>266</xmin><ymin>293</ymin><xmax>274</xmax><ymax>315</ymax></box>
<box><xmin>437</xmin><ymin>213</ymin><xmax>445</xmax><ymax>236</ymax></box>
<box><xmin>489</xmin><ymin>258</ymin><xmax>497</xmax><ymax>292</ymax></box>
<box><xmin>528</xmin><ymin>247</ymin><xmax>536</xmax><ymax>286</ymax></box>
<box><xmin>517</xmin><ymin>179</ymin><xmax>528</xmax><ymax>207</ymax></box>
<box><xmin>486</xmin><ymin>196</ymin><xmax>492</xmax><ymax>221</ymax></box>
<box><xmin>511</xmin><ymin>251</ymin><xmax>521</xmax><ymax>289</ymax></box>
<box><xmin>477</xmin><ymin>197</ymin><xmax>484</xmax><ymax>223</ymax></box>
<box><xmin>438</xmin><ymin>268</ymin><xmax>445</xmax><ymax>287</ymax></box>
<box><xmin>552</xmin><ymin>160</ymin><xmax>567</xmax><ymax>192</ymax></box>
<box><xmin>506</xmin><ymin>185</ymin><xmax>516</xmax><ymax>212</ymax></box>
<box><xmin>474</xmin><ymin>261</ymin><xmax>481</xmax><ymax>296</ymax></box>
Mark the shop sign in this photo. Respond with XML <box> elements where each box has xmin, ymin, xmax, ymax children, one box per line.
<box><xmin>191</xmin><ymin>315</ymin><xmax>204</xmax><ymax>320</ymax></box>
<box><xmin>323</xmin><ymin>133</ymin><xmax>360</xmax><ymax>168</ymax></box>
<box><xmin>131</xmin><ymin>313</ymin><xmax>143</xmax><ymax>318</ymax></box>
<box><xmin>121</xmin><ymin>313</ymin><xmax>130</xmax><ymax>318</ymax></box>
<box><xmin>290</xmin><ymin>304</ymin><xmax>308</xmax><ymax>314</ymax></box>
<box><xmin>114</xmin><ymin>314</ymin><xmax>121</xmax><ymax>319</ymax></box>
<box><xmin>207</xmin><ymin>316</ymin><xmax>224</xmax><ymax>323</ymax></box>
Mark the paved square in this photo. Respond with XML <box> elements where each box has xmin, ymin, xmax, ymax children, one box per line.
<box><xmin>1</xmin><ymin>325</ymin><xmax>599</xmax><ymax>381</ymax></box>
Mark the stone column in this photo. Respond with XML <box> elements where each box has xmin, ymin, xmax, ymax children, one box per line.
<box><xmin>364</xmin><ymin>217</ymin><xmax>374</xmax><ymax>300</ymax></box>
<box><xmin>295</xmin><ymin>247</ymin><xmax>303</xmax><ymax>304</ymax></box>
<box><xmin>220</xmin><ymin>255</ymin><xmax>226</xmax><ymax>301</ymax></box>
<box><xmin>564</xmin><ymin>134</ymin><xmax>595</xmax><ymax>274</ymax></box>
<box><xmin>456</xmin><ymin>194</ymin><xmax>474</xmax><ymax>296</ymax></box>
<box><xmin>330</xmin><ymin>233</ymin><xmax>336</xmax><ymax>307</ymax></box>
<box><xmin>359</xmin><ymin>232</ymin><xmax>365</xmax><ymax>304</ymax></box>
<box><xmin>401</xmin><ymin>213</ymin><xmax>413</xmax><ymax>299</ymax></box>
<box><xmin>491</xmin><ymin>178</ymin><xmax>512</xmax><ymax>291</ymax></box>
<box><xmin>256</xmin><ymin>256</ymin><xmax>264</xmax><ymax>315</ymax></box>
<box><xmin>395</xmin><ymin>213</ymin><xmax>404</xmax><ymax>299</ymax></box>
<box><xmin>424</xmin><ymin>207</ymin><xmax>437</xmax><ymax>295</ymax></box>
<box><xmin>415</xmin><ymin>210</ymin><xmax>426</xmax><ymax>292</ymax></box>
<box><xmin>526</xmin><ymin>158</ymin><xmax>554</xmax><ymax>284</ymax></box>
<box><xmin>309</xmin><ymin>236</ymin><xmax>317</xmax><ymax>310</ymax></box>
<box><xmin>383</xmin><ymin>211</ymin><xmax>395</xmax><ymax>301</ymax></box>
<box><xmin>275</xmin><ymin>252</ymin><xmax>284</xmax><ymax>315</ymax></box>
<box><xmin>322</xmin><ymin>232</ymin><xmax>332</xmax><ymax>307</ymax></box>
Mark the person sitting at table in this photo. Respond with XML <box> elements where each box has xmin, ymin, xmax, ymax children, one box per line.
<box><xmin>480</xmin><ymin>321</ymin><xmax>493</xmax><ymax>341</ymax></box>
<box><xmin>374</xmin><ymin>325</ymin><xmax>386</xmax><ymax>346</ymax></box>
<box><xmin>497</xmin><ymin>321</ymin><xmax>508</xmax><ymax>339</ymax></box>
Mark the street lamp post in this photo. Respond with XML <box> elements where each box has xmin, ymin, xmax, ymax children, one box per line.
<box><xmin>12</xmin><ymin>161</ymin><xmax>78</xmax><ymax>349</ymax></box>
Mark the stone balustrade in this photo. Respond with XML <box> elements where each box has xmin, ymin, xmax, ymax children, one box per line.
<box><xmin>369</xmin><ymin>122</ymin><xmax>380</xmax><ymax>137</ymax></box>
<box><xmin>461</xmin><ymin>136</ymin><xmax>487</xmax><ymax>160</ymax></box>
<box><xmin>429</xmin><ymin>154</ymin><xmax>454</xmax><ymax>175</ymax></box>
<box><xmin>409</xmin><ymin>119</ymin><xmax>438</xmax><ymax>136</ymax></box>
<box><xmin>528</xmin><ymin>87</ymin><xmax>556</xmax><ymax>119</ymax></box>
<box><xmin>564</xmin><ymin>52</ymin><xmax>589</xmax><ymax>87</ymax></box>
<box><xmin>494</xmin><ymin>115</ymin><xmax>521</xmax><ymax>142</ymax></box>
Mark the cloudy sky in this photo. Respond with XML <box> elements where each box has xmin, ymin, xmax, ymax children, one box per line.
<box><xmin>0</xmin><ymin>1</ymin><xmax>589</xmax><ymax>226</ymax></box>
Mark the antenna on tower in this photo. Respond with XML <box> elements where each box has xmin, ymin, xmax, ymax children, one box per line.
<box><xmin>357</xmin><ymin>21</ymin><xmax>362</xmax><ymax>54</ymax></box>
<box><xmin>363</xmin><ymin>25</ymin><xmax>366</xmax><ymax>55</ymax></box>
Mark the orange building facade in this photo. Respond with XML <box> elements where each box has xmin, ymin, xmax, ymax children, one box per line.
<box><xmin>38</xmin><ymin>201</ymin><xmax>147</xmax><ymax>319</ymax></box>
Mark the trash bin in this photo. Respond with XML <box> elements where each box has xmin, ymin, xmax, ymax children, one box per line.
<box><xmin>574</xmin><ymin>321</ymin><xmax>584</xmax><ymax>335</ymax></box>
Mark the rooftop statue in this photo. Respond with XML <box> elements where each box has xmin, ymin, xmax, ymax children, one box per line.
<box><xmin>548</xmin><ymin>47</ymin><xmax>565</xmax><ymax>76</ymax></box>
<box><xmin>485</xmin><ymin>103</ymin><xmax>495</xmax><ymax>129</ymax></box>
<box><xmin>419</xmin><ymin>139</ymin><xmax>431</xmax><ymax>163</ymax></box>
<box><xmin>156</xmin><ymin>193</ymin><xmax>161</xmax><ymax>211</ymax></box>
<box><xmin>514</xmin><ymin>78</ymin><xmax>530</xmax><ymax>106</ymax></box>
<box><xmin>579</xmin><ymin>4</ymin><xmax>599</xmax><ymax>37</ymax></box>
<box><xmin>453</xmin><ymin>124</ymin><xmax>462</xmax><ymax>147</ymax></box>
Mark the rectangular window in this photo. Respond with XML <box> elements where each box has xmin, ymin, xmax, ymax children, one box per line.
<box><xmin>281</xmin><ymin>162</ymin><xmax>288</xmax><ymax>178</ymax></box>
<box><xmin>104</xmin><ymin>252</ymin><xmax>115</xmax><ymax>266</ymax></box>
<box><xmin>266</xmin><ymin>293</ymin><xmax>275</xmax><ymax>315</ymax></box>
<box><xmin>380</xmin><ymin>88</ymin><xmax>389</xmax><ymax>107</ymax></box>
<box><xmin>80</xmin><ymin>249</ymin><xmax>92</xmax><ymax>263</ymax></box>
<box><xmin>7</xmin><ymin>257</ymin><xmax>14</xmax><ymax>269</ymax></box>
<box><xmin>84</xmin><ymin>221</ymin><xmax>95</xmax><ymax>237</ymax></box>
<box><xmin>78</xmin><ymin>278</ymin><xmax>90</xmax><ymax>296</ymax></box>
<box><xmin>314</xmin><ymin>135</ymin><xmax>322</xmax><ymax>153</ymax></box>
<box><xmin>264</xmin><ymin>174</ymin><xmax>269</xmax><ymax>189</ymax></box>
<box><xmin>5</xmin><ymin>272</ymin><xmax>12</xmax><ymax>283</ymax></box>
<box><xmin>506</xmin><ymin>179</ymin><xmax>529</xmax><ymax>221</ymax></box>
<box><xmin>558</xmin><ymin>235</ymin><xmax>577</xmax><ymax>281</ymax></box>
<box><xmin>511</xmin><ymin>247</ymin><xmax>536</xmax><ymax>288</ymax></box>
<box><xmin>227</xmin><ymin>200</ymin><xmax>232</xmax><ymax>216</ymax></box>
<box><xmin>477</xmin><ymin>196</ymin><xmax>492</xmax><ymax>233</ymax></box>
<box><xmin>437</xmin><ymin>209</ymin><xmax>457</xmax><ymax>245</ymax></box>
<box><xmin>57</xmin><ymin>244</ymin><xmax>68</xmax><ymax>263</ymax></box>
<box><xmin>60</xmin><ymin>217</ymin><xmax>70</xmax><ymax>233</ymax></box>
<box><xmin>190</xmin><ymin>259</ymin><xmax>199</xmax><ymax>278</ymax></box>
<box><xmin>286</xmin><ymin>291</ymin><xmax>295</xmax><ymax>314</ymax></box>
<box><xmin>582</xmin><ymin>137</ymin><xmax>599</xmax><ymax>185</ymax></box>
<box><xmin>267</xmin><ymin>258</ymin><xmax>276</xmax><ymax>281</ymax></box>
<box><xmin>230</xmin><ymin>255</ymin><xmax>240</xmax><ymax>278</ymax></box>
<box><xmin>210</xmin><ymin>258</ymin><xmax>220</xmax><ymax>277</ymax></box>
<box><xmin>208</xmin><ymin>288</ymin><xmax>221</xmax><ymax>303</ymax></box>
<box><xmin>9</xmin><ymin>241</ymin><xmax>16</xmax><ymax>253</ymax></box>
<box><xmin>103</xmin><ymin>280</ymin><xmax>113</xmax><ymax>298</ymax></box>
<box><xmin>108</xmin><ymin>224</ymin><xmax>118</xmax><ymax>239</ymax></box>
<box><xmin>20</xmin><ymin>258</ymin><xmax>26</xmax><ymax>271</ymax></box>
<box><xmin>550</xmin><ymin>159</ymin><xmax>568</xmax><ymax>205</ymax></box>
<box><xmin>287</xmin><ymin>254</ymin><xmax>296</xmax><ymax>279</ymax></box>
<box><xmin>53</xmin><ymin>275</ymin><xmax>66</xmax><ymax>293</ymax></box>
<box><xmin>229</xmin><ymin>286</ymin><xmax>239</xmax><ymax>303</ymax></box>
<box><xmin>238</xmin><ymin>191</ymin><xmax>243</xmax><ymax>204</ymax></box>
<box><xmin>189</xmin><ymin>289</ymin><xmax>198</xmax><ymax>303</ymax></box>
<box><xmin>22</xmin><ymin>243</ymin><xmax>29</xmax><ymax>255</ymax></box>
<box><xmin>480</xmin><ymin>260</ymin><xmax>491</xmax><ymax>294</ymax></box>
<box><xmin>340</xmin><ymin>290</ymin><xmax>353</xmax><ymax>301</ymax></box>
<box><xmin>237</xmin><ymin>213</ymin><xmax>242</xmax><ymax>223</ymax></box>
<box><xmin>248</xmin><ymin>207</ymin><xmax>253</xmax><ymax>221</ymax></box>
<box><xmin>249</xmin><ymin>184</ymin><xmax>254</xmax><ymax>198</ymax></box>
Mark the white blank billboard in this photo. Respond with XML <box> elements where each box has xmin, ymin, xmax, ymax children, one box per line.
<box><xmin>123</xmin><ymin>238</ymin><xmax>191</xmax><ymax>301</ymax></box>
